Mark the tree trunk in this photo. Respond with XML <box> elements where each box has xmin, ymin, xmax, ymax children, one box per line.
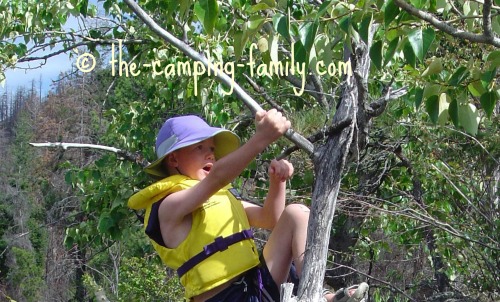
<box><xmin>296</xmin><ymin>27</ymin><xmax>375</xmax><ymax>300</ymax></box>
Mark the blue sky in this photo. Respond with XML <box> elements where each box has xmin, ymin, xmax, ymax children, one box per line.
<box><xmin>1</xmin><ymin>1</ymin><xmax>102</xmax><ymax>98</ymax></box>
<box><xmin>2</xmin><ymin>55</ymin><xmax>75</xmax><ymax>97</ymax></box>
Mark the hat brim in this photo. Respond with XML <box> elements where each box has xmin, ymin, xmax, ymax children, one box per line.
<box><xmin>144</xmin><ymin>129</ymin><xmax>240</xmax><ymax>178</ymax></box>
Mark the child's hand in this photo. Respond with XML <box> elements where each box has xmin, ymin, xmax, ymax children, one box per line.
<box><xmin>255</xmin><ymin>109</ymin><xmax>291</xmax><ymax>143</ymax></box>
<box><xmin>268</xmin><ymin>159</ymin><xmax>294</xmax><ymax>182</ymax></box>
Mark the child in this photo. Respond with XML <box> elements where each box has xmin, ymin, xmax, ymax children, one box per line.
<box><xmin>128</xmin><ymin>110</ymin><xmax>368</xmax><ymax>302</ymax></box>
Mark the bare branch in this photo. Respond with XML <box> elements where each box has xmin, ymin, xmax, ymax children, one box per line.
<box><xmin>431</xmin><ymin>163</ymin><xmax>494</xmax><ymax>226</ymax></box>
<box><xmin>30</xmin><ymin>142</ymin><xmax>120</xmax><ymax>152</ymax></box>
<box><xmin>393</xmin><ymin>0</ymin><xmax>500</xmax><ymax>48</ymax></box>
<box><xmin>122</xmin><ymin>0</ymin><xmax>315</xmax><ymax>156</ymax></box>
<box><xmin>17</xmin><ymin>39</ymin><xmax>145</xmax><ymax>63</ymax></box>
<box><xmin>483</xmin><ymin>0</ymin><xmax>494</xmax><ymax>38</ymax></box>
<box><xmin>309</xmin><ymin>74</ymin><xmax>328</xmax><ymax>107</ymax></box>
<box><xmin>446</xmin><ymin>12</ymin><xmax>500</xmax><ymax>25</ymax></box>
<box><xmin>448</xmin><ymin>0</ymin><xmax>464</xmax><ymax>17</ymax></box>
<box><xmin>282</xmin><ymin>75</ymin><xmax>321</xmax><ymax>101</ymax></box>
<box><xmin>277</xmin><ymin>118</ymin><xmax>353</xmax><ymax>160</ymax></box>
<box><xmin>367</xmin><ymin>86</ymin><xmax>409</xmax><ymax>118</ymax></box>
<box><xmin>325</xmin><ymin>259</ymin><xmax>417</xmax><ymax>302</ymax></box>
<box><xmin>342</xmin><ymin>191</ymin><xmax>500</xmax><ymax>251</ymax></box>
<box><xmin>29</xmin><ymin>142</ymin><xmax>149</xmax><ymax>167</ymax></box>
<box><xmin>243</xmin><ymin>74</ymin><xmax>286</xmax><ymax>112</ymax></box>
<box><xmin>443</xmin><ymin>126</ymin><xmax>499</xmax><ymax>165</ymax></box>
<box><xmin>277</xmin><ymin>46</ymin><xmax>328</xmax><ymax>106</ymax></box>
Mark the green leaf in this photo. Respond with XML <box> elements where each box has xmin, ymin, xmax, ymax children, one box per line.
<box><xmin>384</xmin><ymin>37</ymin><xmax>399</xmax><ymax>67</ymax></box>
<box><xmin>458</xmin><ymin>103</ymin><xmax>479</xmax><ymax>135</ymax></box>
<box><xmin>15</xmin><ymin>44</ymin><xmax>28</xmax><ymax>57</ymax></box>
<box><xmin>180</xmin><ymin>0</ymin><xmax>193</xmax><ymax>19</ymax></box>
<box><xmin>425</xmin><ymin>95</ymin><xmax>439</xmax><ymax>123</ymax></box>
<box><xmin>423</xmin><ymin>83</ymin><xmax>441</xmax><ymax>98</ymax></box>
<box><xmin>486</xmin><ymin>50</ymin><xmax>500</xmax><ymax>66</ymax></box>
<box><xmin>359</xmin><ymin>14</ymin><xmax>373</xmax><ymax>44</ymax></box>
<box><xmin>339</xmin><ymin>16</ymin><xmax>351</xmax><ymax>33</ymax></box>
<box><xmin>429</xmin><ymin>0</ymin><xmax>437</xmax><ymax>11</ymax></box>
<box><xmin>411</xmin><ymin>0</ymin><xmax>426</xmax><ymax>8</ymax></box>
<box><xmin>103</xmin><ymin>0</ymin><xmax>112</xmax><ymax>13</ymax></box>
<box><xmin>250</xmin><ymin>2</ymin><xmax>272</xmax><ymax>12</ymax></box>
<box><xmin>480</xmin><ymin>68</ymin><xmax>497</xmax><ymax>88</ymax></box>
<box><xmin>422</xmin><ymin>30</ymin><xmax>435</xmax><ymax>51</ymax></box>
<box><xmin>269</xmin><ymin>34</ymin><xmax>279</xmax><ymax>63</ymax></box>
<box><xmin>463</xmin><ymin>0</ymin><xmax>471</xmax><ymax>14</ymax></box>
<box><xmin>98</xmin><ymin>212</ymin><xmax>114</xmax><ymax>233</ymax></box>
<box><xmin>493</xmin><ymin>14</ymin><xmax>500</xmax><ymax>35</ymax></box>
<box><xmin>273</xmin><ymin>13</ymin><xmax>290</xmax><ymax>41</ymax></box>
<box><xmin>468</xmin><ymin>81</ymin><xmax>486</xmax><ymax>96</ymax></box>
<box><xmin>480</xmin><ymin>91</ymin><xmax>497</xmax><ymax>118</ymax></box>
<box><xmin>414</xmin><ymin>87</ymin><xmax>424</xmax><ymax>109</ymax></box>
<box><xmin>403</xmin><ymin>40</ymin><xmax>416</xmax><ymax>67</ymax></box>
<box><xmin>449</xmin><ymin>99</ymin><xmax>459</xmax><ymax>127</ymax></box>
<box><xmin>89</xmin><ymin>29</ymin><xmax>101</xmax><ymax>39</ymax></box>
<box><xmin>299</xmin><ymin>21</ymin><xmax>318</xmax><ymax>52</ymax></box>
<box><xmin>317</xmin><ymin>0</ymin><xmax>333</xmax><ymax>17</ymax></box>
<box><xmin>293</xmin><ymin>41</ymin><xmax>307</xmax><ymax>65</ymax></box>
<box><xmin>421</xmin><ymin>57</ymin><xmax>443</xmax><ymax>76</ymax></box>
<box><xmin>370</xmin><ymin>40</ymin><xmax>383</xmax><ymax>70</ymax></box>
<box><xmin>408</xmin><ymin>29</ymin><xmax>423</xmax><ymax>62</ymax></box>
<box><xmin>317</xmin><ymin>35</ymin><xmax>334</xmax><ymax>67</ymax></box>
<box><xmin>248</xmin><ymin>15</ymin><xmax>265</xmax><ymax>30</ymax></box>
<box><xmin>385</xmin><ymin>0</ymin><xmax>400</xmax><ymax>27</ymax></box>
<box><xmin>438</xmin><ymin>93</ymin><xmax>450</xmax><ymax>125</ymax></box>
<box><xmin>194</xmin><ymin>0</ymin><xmax>219</xmax><ymax>35</ymax></box>
<box><xmin>349</xmin><ymin>24</ymin><xmax>361</xmax><ymax>44</ymax></box>
<box><xmin>79</xmin><ymin>0</ymin><xmax>89</xmax><ymax>16</ymax></box>
<box><xmin>408</xmin><ymin>28</ymin><xmax>435</xmax><ymax>62</ymax></box>
<box><xmin>448</xmin><ymin>66</ymin><xmax>470</xmax><ymax>86</ymax></box>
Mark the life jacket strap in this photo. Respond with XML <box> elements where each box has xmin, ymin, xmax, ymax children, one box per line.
<box><xmin>177</xmin><ymin>229</ymin><xmax>254</xmax><ymax>278</ymax></box>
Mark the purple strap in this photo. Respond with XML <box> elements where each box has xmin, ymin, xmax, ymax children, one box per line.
<box><xmin>177</xmin><ymin>229</ymin><xmax>254</xmax><ymax>278</ymax></box>
<box><xmin>257</xmin><ymin>265</ymin><xmax>263</xmax><ymax>301</ymax></box>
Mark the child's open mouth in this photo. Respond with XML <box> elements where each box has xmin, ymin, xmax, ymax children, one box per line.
<box><xmin>203</xmin><ymin>164</ymin><xmax>213</xmax><ymax>172</ymax></box>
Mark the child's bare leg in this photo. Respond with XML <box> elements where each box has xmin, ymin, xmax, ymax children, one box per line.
<box><xmin>263</xmin><ymin>204</ymin><xmax>362</xmax><ymax>302</ymax></box>
<box><xmin>262</xmin><ymin>203</ymin><xmax>309</xmax><ymax>285</ymax></box>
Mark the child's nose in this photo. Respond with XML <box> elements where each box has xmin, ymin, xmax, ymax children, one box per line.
<box><xmin>206</xmin><ymin>150</ymin><xmax>215</xmax><ymax>160</ymax></box>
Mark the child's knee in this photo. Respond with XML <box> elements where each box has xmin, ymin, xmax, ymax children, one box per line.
<box><xmin>284</xmin><ymin>203</ymin><xmax>310</xmax><ymax>222</ymax></box>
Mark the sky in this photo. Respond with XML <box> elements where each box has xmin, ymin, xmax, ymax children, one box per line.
<box><xmin>1</xmin><ymin>4</ymin><xmax>99</xmax><ymax>98</ymax></box>
<box><xmin>1</xmin><ymin>53</ymin><xmax>76</xmax><ymax>97</ymax></box>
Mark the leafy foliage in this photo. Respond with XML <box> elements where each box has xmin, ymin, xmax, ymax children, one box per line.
<box><xmin>7</xmin><ymin>247</ymin><xmax>44</xmax><ymax>301</ymax></box>
<box><xmin>118</xmin><ymin>256</ymin><xmax>183</xmax><ymax>301</ymax></box>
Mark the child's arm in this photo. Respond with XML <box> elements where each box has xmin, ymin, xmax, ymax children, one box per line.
<box><xmin>159</xmin><ymin>110</ymin><xmax>290</xmax><ymax>233</ymax></box>
<box><xmin>244</xmin><ymin>159</ymin><xmax>294</xmax><ymax>229</ymax></box>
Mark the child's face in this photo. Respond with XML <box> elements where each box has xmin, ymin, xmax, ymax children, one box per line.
<box><xmin>170</xmin><ymin>137</ymin><xmax>216</xmax><ymax>180</ymax></box>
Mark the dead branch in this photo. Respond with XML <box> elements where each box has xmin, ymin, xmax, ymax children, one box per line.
<box><xmin>29</xmin><ymin>142</ymin><xmax>149</xmax><ymax>168</ymax></box>
<box><xmin>394</xmin><ymin>0</ymin><xmax>500</xmax><ymax>48</ymax></box>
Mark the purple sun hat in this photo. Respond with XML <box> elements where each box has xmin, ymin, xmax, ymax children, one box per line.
<box><xmin>144</xmin><ymin>115</ymin><xmax>240</xmax><ymax>178</ymax></box>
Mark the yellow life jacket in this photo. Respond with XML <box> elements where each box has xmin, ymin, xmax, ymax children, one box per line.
<box><xmin>128</xmin><ymin>175</ymin><xmax>260</xmax><ymax>299</ymax></box>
